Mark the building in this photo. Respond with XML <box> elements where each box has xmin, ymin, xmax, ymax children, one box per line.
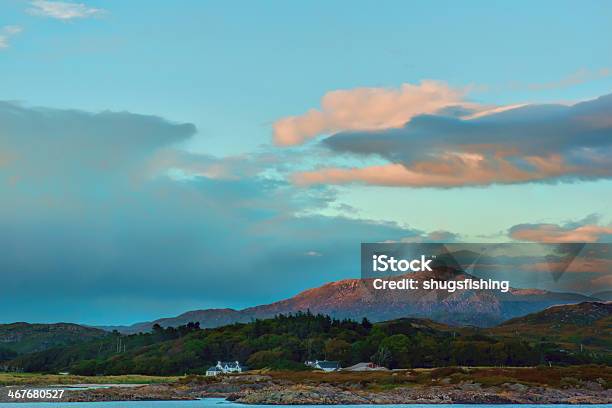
<box><xmin>205</xmin><ymin>361</ymin><xmax>247</xmax><ymax>376</ymax></box>
<box><xmin>304</xmin><ymin>359</ymin><xmax>340</xmax><ymax>372</ymax></box>
<box><xmin>205</xmin><ymin>366</ymin><xmax>223</xmax><ymax>376</ymax></box>
<box><xmin>343</xmin><ymin>362</ymin><xmax>388</xmax><ymax>371</ymax></box>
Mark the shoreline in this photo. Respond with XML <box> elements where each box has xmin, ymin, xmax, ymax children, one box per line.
<box><xmin>0</xmin><ymin>367</ymin><xmax>610</xmax><ymax>405</ymax></box>
<box><xmin>1</xmin><ymin>385</ymin><xmax>611</xmax><ymax>405</ymax></box>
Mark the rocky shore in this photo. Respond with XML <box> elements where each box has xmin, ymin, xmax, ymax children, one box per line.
<box><xmin>1</xmin><ymin>369</ymin><xmax>610</xmax><ymax>404</ymax></box>
<box><xmin>227</xmin><ymin>382</ymin><xmax>612</xmax><ymax>405</ymax></box>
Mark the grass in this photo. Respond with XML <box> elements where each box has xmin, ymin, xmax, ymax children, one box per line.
<box><xmin>234</xmin><ymin>365</ymin><xmax>612</xmax><ymax>390</ymax></box>
<box><xmin>428</xmin><ymin>366</ymin><xmax>612</xmax><ymax>388</ymax></box>
<box><xmin>0</xmin><ymin>373</ymin><xmax>180</xmax><ymax>386</ymax></box>
<box><xmin>2</xmin><ymin>365</ymin><xmax>610</xmax><ymax>390</ymax></box>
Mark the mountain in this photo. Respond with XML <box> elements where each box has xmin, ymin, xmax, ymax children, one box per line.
<box><xmin>104</xmin><ymin>268</ymin><xmax>596</xmax><ymax>333</ymax></box>
<box><xmin>0</xmin><ymin>322</ymin><xmax>107</xmax><ymax>354</ymax></box>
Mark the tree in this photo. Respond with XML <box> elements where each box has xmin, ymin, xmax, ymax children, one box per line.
<box><xmin>380</xmin><ymin>334</ymin><xmax>411</xmax><ymax>368</ymax></box>
<box><xmin>371</xmin><ymin>345</ymin><xmax>391</xmax><ymax>367</ymax></box>
<box><xmin>361</xmin><ymin>317</ymin><xmax>373</xmax><ymax>330</ymax></box>
<box><xmin>324</xmin><ymin>338</ymin><xmax>351</xmax><ymax>363</ymax></box>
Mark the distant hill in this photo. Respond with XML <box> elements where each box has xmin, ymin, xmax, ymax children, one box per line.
<box><xmin>11</xmin><ymin>302</ymin><xmax>610</xmax><ymax>375</ymax></box>
<box><xmin>103</xmin><ymin>268</ymin><xmax>596</xmax><ymax>333</ymax></box>
<box><xmin>0</xmin><ymin>323</ymin><xmax>107</xmax><ymax>354</ymax></box>
<box><xmin>99</xmin><ymin>308</ymin><xmax>244</xmax><ymax>335</ymax></box>
<box><xmin>490</xmin><ymin>302</ymin><xmax>612</xmax><ymax>353</ymax></box>
<box><xmin>499</xmin><ymin>301</ymin><xmax>612</xmax><ymax>326</ymax></box>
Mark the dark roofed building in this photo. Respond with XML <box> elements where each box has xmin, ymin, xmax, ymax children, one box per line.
<box><xmin>205</xmin><ymin>360</ymin><xmax>247</xmax><ymax>376</ymax></box>
<box><xmin>306</xmin><ymin>360</ymin><xmax>340</xmax><ymax>372</ymax></box>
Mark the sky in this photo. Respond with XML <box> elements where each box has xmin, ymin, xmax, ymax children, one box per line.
<box><xmin>0</xmin><ymin>0</ymin><xmax>611</xmax><ymax>325</ymax></box>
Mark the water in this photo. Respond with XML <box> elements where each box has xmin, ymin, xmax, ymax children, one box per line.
<box><xmin>0</xmin><ymin>398</ymin><xmax>607</xmax><ymax>407</ymax></box>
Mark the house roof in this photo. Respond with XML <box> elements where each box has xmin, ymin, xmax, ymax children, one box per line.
<box><xmin>315</xmin><ymin>360</ymin><xmax>340</xmax><ymax>369</ymax></box>
<box><xmin>219</xmin><ymin>361</ymin><xmax>241</xmax><ymax>367</ymax></box>
<box><xmin>344</xmin><ymin>362</ymin><xmax>388</xmax><ymax>371</ymax></box>
<box><xmin>207</xmin><ymin>366</ymin><xmax>222</xmax><ymax>371</ymax></box>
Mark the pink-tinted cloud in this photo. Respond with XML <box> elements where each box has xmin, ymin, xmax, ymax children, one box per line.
<box><xmin>273</xmin><ymin>81</ymin><xmax>477</xmax><ymax>146</ymax></box>
<box><xmin>289</xmin><ymin>92</ymin><xmax>612</xmax><ymax>188</ymax></box>
<box><xmin>509</xmin><ymin>223</ymin><xmax>612</xmax><ymax>243</ymax></box>
<box><xmin>147</xmin><ymin>149</ymin><xmax>264</xmax><ymax>181</ymax></box>
<box><xmin>293</xmin><ymin>153</ymin><xmax>574</xmax><ymax>187</ymax></box>
<box><xmin>526</xmin><ymin>257</ymin><xmax>612</xmax><ymax>273</ymax></box>
<box><xmin>525</xmin><ymin>68</ymin><xmax>611</xmax><ymax>91</ymax></box>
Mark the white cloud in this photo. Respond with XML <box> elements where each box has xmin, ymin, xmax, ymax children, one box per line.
<box><xmin>28</xmin><ymin>0</ymin><xmax>106</xmax><ymax>20</ymax></box>
<box><xmin>0</xmin><ymin>26</ymin><xmax>23</xmax><ymax>50</ymax></box>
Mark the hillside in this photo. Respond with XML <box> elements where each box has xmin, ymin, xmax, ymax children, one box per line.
<box><xmin>0</xmin><ymin>323</ymin><xmax>107</xmax><ymax>355</ymax></box>
<box><xmin>9</xmin><ymin>302</ymin><xmax>611</xmax><ymax>375</ymax></box>
<box><xmin>499</xmin><ymin>301</ymin><xmax>612</xmax><ymax>326</ymax></box>
<box><xmin>105</xmin><ymin>268</ymin><xmax>596</xmax><ymax>333</ymax></box>
<box><xmin>489</xmin><ymin>301</ymin><xmax>612</xmax><ymax>354</ymax></box>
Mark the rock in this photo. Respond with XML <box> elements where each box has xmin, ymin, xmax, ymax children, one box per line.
<box><xmin>503</xmin><ymin>382</ymin><xmax>528</xmax><ymax>392</ymax></box>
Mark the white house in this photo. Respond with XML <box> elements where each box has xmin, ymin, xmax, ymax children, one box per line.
<box><xmin>205</xmin><ymin>366</ymin><xmax>223</xmax><ymax>376</ymax></box>
<box><xmin>206</xmin><ymin>361</ymin><xmax>247</xmax><ymax>376</ymax></box>
<box><xmin>304</xmin><ymin>359</ymin><xmax>340</xmax><ymax>372</ymax></box>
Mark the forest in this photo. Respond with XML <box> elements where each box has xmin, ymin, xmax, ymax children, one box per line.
<box><xmin>7</xmin><ymin>311</ymin><xmax>607</xmax><ymax>376</ymax></box>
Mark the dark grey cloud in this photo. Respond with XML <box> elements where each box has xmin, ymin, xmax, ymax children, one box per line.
<box><xmin>0</xmin><ymin>102</ymin><xmax>422</xmax><ymax>325</ymax></box>
<box><xmin>308</xmin><ymin>93</ymin><xmax>612</xmax><ymax>187</ymax></box>
<box><xmin>0</xmin><ymin>102</ymin><xmax>195</xmax><ymax>153</ymax></box>
<box><xmin>324</xmin><ymin>95</ymin><xmax>612</xmax><ymax>160</ymax></box>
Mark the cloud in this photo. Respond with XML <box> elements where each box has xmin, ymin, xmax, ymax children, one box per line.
<box><xmin>0</xmin><ymin>26</ymin><xmax>23</xmax><ymax>50</ymax></box>
<box><xmin>147</xmin><ymin>149</ymin><xmax>267</xmax><ymax>181</ymax></box>
<box><xmin>509</xmin><ymin>216</ymin><xmax>612</xmax><ymax>243</ymax></box>
<box><xmin>525</xmin><ymin>68</ymin><xmax>611</xmax><ymax>91</ymax></box>
<box><xmin>293</xmin><ymin>154</ymin><xmax>574</xmax><ymax>187</ymax></box>
<box><xmin>294</xmin><ymin>93</ymin><xmax>612</xmax><ymax>187</ymax></box>
<box><xmin>28</xmin><ymin>0</ymin><xmax>106</xmax><ymax>20</ymax></box>
<box><xmin>0</xmin><ymin>101</ymin><xmax>428</xmax><ymax>324</ymax></box>
<box><xmin>385</xmin><ymin>230</ymin><xmax>460</xmax><ymax>243</ymax></box>
<box><xmin>529</xmin><ymin>257</ymin><xmax>612</xmax><ymax>273</ymax></box>
<box><xmin>423</xmin><ymin>230</ymin><xmax>460</xmax><ymax>242</ymax></box>
<box><xmin>273</xmin><ymin>81</ymin><xmax>481</xmax><ymax>146</ymax></box>
<box><xmin>0</xmin><ymin>102</ymin><xmax>196</xmax><ymax>185</ymax></box>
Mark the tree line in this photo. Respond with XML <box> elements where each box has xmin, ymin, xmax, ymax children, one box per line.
<box><xmin>8</xmin><ymin>311</ymin><xmax>607</xmax><ymax>376</ymax></box>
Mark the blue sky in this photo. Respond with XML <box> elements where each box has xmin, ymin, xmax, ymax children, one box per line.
<box><xmin>3</xmin><ymin>0</ymin><xmax>612</xmax><ymax>153</ymax></box>
<box><xmin>0</xmin><ymin>0</ymin><xmax>611</xmax><ymax>324</ymax></box>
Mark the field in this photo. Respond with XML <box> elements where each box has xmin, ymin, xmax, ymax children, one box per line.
<box><xmin>175</xmin><ymin>365</ymin><xmax>612</xmax><ymax>390</ymax></box>
<box><xmin>0</xmin><ymin>373</ymin><xmax>179</xmax><ymax>386</ymax></box>
<box><xmin>2</xmin><ymin>365</ymin><xmax>610</xmax><ymax>388</ymax></box>
<box><xmin>0</xmin><ymin>367</ymin><xmax>609</xmax><ymax>404</ymax></box>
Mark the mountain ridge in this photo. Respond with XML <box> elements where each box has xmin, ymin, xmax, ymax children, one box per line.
<box><xmin>100</xmin><ymin>269</ymin><xmax>597</xmax><ymax>334</ymax></box>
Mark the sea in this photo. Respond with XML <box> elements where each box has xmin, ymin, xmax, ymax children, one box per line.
<box><xmin>0</xmin><ymin>398</ymin><xmax>607</xmax><ymax>407</ymax></box>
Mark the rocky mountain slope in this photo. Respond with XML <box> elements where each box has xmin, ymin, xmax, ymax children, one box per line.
<box><xmin>104</xmin><ymin>268</ymin><xmax>596</xmax><ymax>333</ymax></box>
